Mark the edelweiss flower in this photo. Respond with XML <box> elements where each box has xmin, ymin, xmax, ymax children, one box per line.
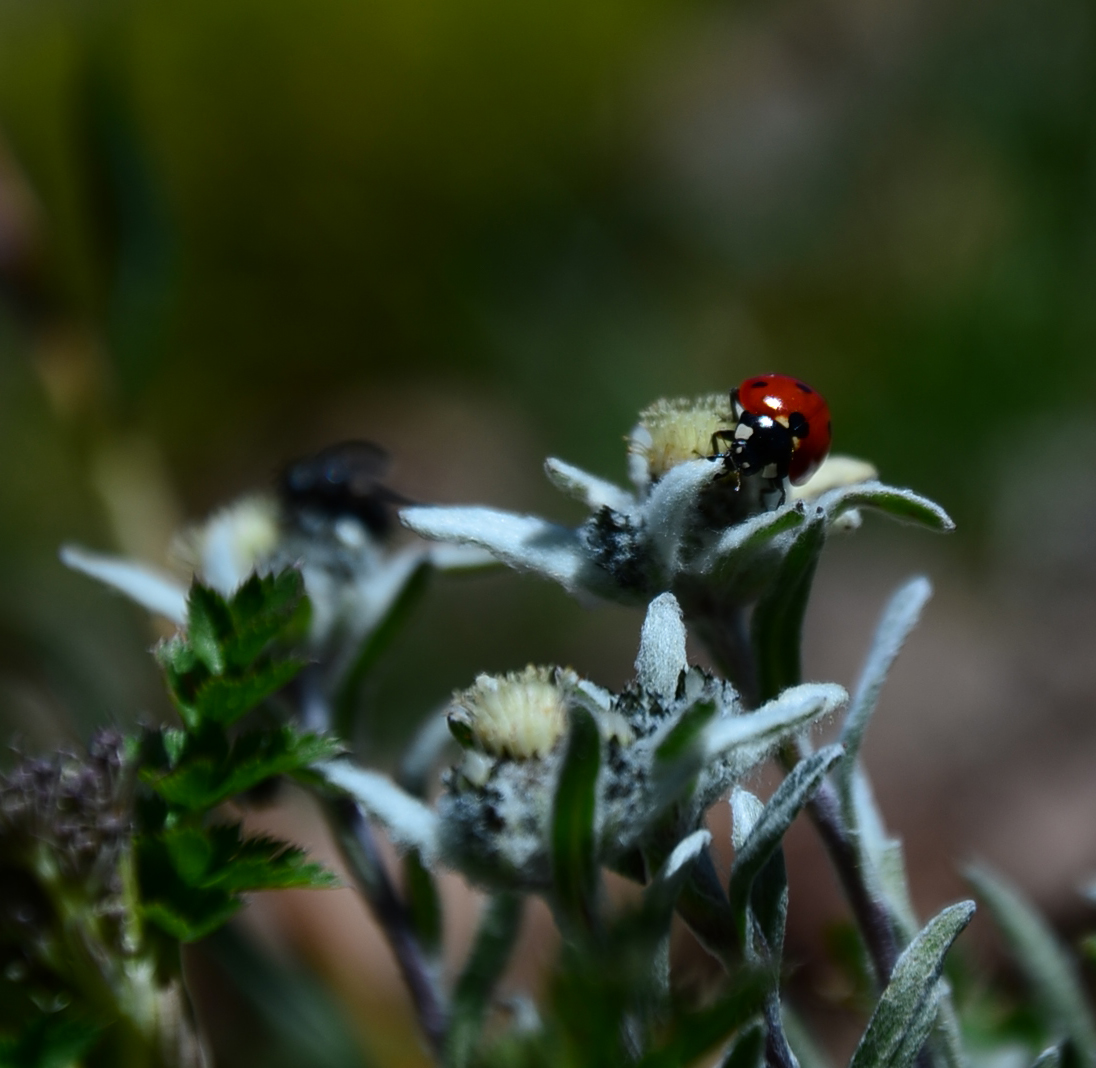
<box><xmin>320</xmin><ymin>592</ymin><xmax>847</xmax><ymax>890</ymax></box>
<box><xmin>61</xmin><ymin>474</ymin><xmax>492</xmax><ymax>704</ymax></box>
<box><xmin>400</xmin><ymin>393</ymin><xmax>951</xmax><ymax>610</ymax></box>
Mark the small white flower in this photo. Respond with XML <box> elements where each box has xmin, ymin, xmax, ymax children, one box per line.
<box><xmin>62</xmin><ymin>492</ymin><xmax>494</xmax><ymax>687</ymax></box>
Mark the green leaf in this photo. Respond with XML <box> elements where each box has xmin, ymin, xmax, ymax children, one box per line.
<box><xmin>177</xmin><ymin>657</ymin><xmax>306</xmax><ymax>727</ymax></box>
<box><xmin>143</xmin><ymin>727</ymin><xmax>342</xmax><ymax>810</ymax></box>
<box><xmin>966</xmin><ymin>865</ymin><xmax>1096</xmax><ymax>1066</ymax></box>
<box><xmin>750</xmin><ymin>512</ymin><xmax>827</xmax><ymax>702</ymax></box>
<box><xmin>0</xmin><ymin>1010</ymin><xmax>102</xmax><ymax>1068</ymax></box>
<box><xmin>335</xmin><ymin>558</ymin><xmax>433</xmax><ymax>737</ymax></box>
<box><xmin>823</xmin><ymin>483</ymin><xmax>955</xmax><ymax>533</ymax></box>
<box><xmin>720</xmin><ymin>1021</ymin><xmax>766</xmax><ymax>1068</ymax></box>
<box><xmin>848</xmin><ymin>901</ymin><xmax>975</xmax><ymax>1068</ymax></box>
<box><xmin>142</xmin><ymin>894</ymin><xmax>242</xmax><ymax>942</ymax></box>
<box><xmin>655</xmin><ymin>700</ymin><xmax>717</xmax><ymax>765</ymax></box>
<box><xmin>636</xmin><ymin>972</ymin><xmax>770</xmax><ymax>1068</ymax></box>
<box><xmin>837</xmin><ymin>577</ymin><xmax>932</xmax><ymax>806</ymax></box>
<box><xmin>782</xmin><ymin>1007</ymin><xmax>834</xmax><ymax>1068</ymax></box>
<box><xmin>199</xmin><ymin>829</ymin><xmax>338</xmax><ymax>893</ymax></box>
<box><xmin>186</xmin><ymin>581</ymin><xmax>232</xmax><ymax>674</ymax></box>
<box><xmin>728</xmin><ymin>745</ymin><xmax>844</xmax><ymax>949</ymax></box>
<box><xmin>446</xmin><ymin>893</ymin><xmax>524</xmax><ymax>1068</ymax></box>
<box><xmin>551</xmin><ymin>706</ymin><xmax>601</xmax><ymax>938</ymax></box>
<box><xmin>405</xmin><ymin>850</ymin><xmax>443</xmax><ymax>959</ymax></box>
<box><xmin>225</xmin><ymin>569</ymin><xmax>311</xmax><ymax>670</ymax></box>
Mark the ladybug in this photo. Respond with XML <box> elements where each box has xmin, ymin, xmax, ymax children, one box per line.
<box><xmin>711</xmin><ymin>374</ymin><xmax>832</xmax><ymax>501</ymax></box>
<box><xmin>280</xmin><ymin>440</ymin><xmax>410</xmax><ymax>537</ymax></box>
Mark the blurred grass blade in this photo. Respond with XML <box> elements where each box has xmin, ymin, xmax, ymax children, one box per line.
<box><xmin>551</xmin><ymin>706</ymin><xmax>601</xmax><ymax>937</ymax></box>
<box><xmin>637</xmin><ymin>972</ymin><xmax>770</xmax><ymax>1068</ymax></box>
<box><xmin>783</xmin><ymin>1007</ymin><xmax>834</xmax><ymax>1068</ymax></box>
<box><xmin>838</xmin><ymin>577</ymin><xmax>932</xmax><ymax>801</ymax></box>
<box><xmin>750</xmin><ymin>513</ymin><xmax>827</xmax><ymax>702</ymax></box>
<box><xmin>335</xmin><ymin>556</ymin><xmax>432</xmax><ymax>737</ymax></box>
<box><xmin>446</xmin><ymin>892</ymin><xmax>524</xmax><ymax>1068</ymax></box>
<box><xmin>721</xmin><ymin>1021</ymin><xmax>767</xmax><ymax>1068</ymax></box>
<box><xmin>208</xmin><ymin>924</ymin><xmax>372</xmax><ymax>1068</ymax></box>
<box><xmin>728</xmin><ymin>745</ymin><xmax>844</xmax><ymax>949</ymax></box>
<box><xmin>966</xmin><ymin>865</ymin><xmax>1096</xmax><ymax>1066</ymax></box>
<box><xmin>849</xmin><ymin>901</ymin><xmax>975</xmax><ymax>1068</ymax></box>
<box><xmin>1031</xmin><ymin>1047</ymin><xmax>1063</xmax><ymax>1068</ymax></box>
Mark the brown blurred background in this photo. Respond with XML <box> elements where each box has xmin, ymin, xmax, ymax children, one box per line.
<box><xmin>1</xmin><ymin>0</ymin><xmax>1095</xmax><ymax>1062</ymax></box>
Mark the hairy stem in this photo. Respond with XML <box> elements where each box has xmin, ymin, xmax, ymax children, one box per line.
<box><xmin>325</xmin><ymin>797</ymin><xmax>448</xmax><ymax>1056</ymax></box>
<box><xmin>764</xmin><ymin>994</ymin><xmax>799</xmax><ymax>1068</ymax></box>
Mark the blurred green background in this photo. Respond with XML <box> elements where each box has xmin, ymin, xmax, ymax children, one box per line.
<box><xmin>2</xmin><ymin>0</ymin><xmax>1096</xmax><ymax>1060</ymax></box>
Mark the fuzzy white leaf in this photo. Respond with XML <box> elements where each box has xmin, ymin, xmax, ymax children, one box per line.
<box><xmin>60</xmin><ymin>544</ymin><xmax>188</xmax><ymax>624</ymax></box>
<box><xmin>730</xmin><ymin>788</ymin><xmax>765</xmax><ymax>852</ymax></box>
<box><xmin>838</xmin><ymin>577</ymin><xmax>932</xmax><ymax>795</ymax></box>
<box><xmin>693</xmin><ymin>502</ymin><xmax>806</xmax><ymax>575</ymax></box>
<box><xmin>820</xmin><ymin>481</ymin><xmax>955</xmax><ymax>533</ymax></box>
<box><xmin>642</xmin><ymin>828</ymin><xmax>713</xmax><ymax>923</ymax></box>
<box><xmin>635</xmin><ymin>592</ymin><xmax>688</xmax><ymax>701</ymax></box>
<box><xmin>318</xmin><ymin>761</ymin><xmax>440</xmax><ymax>862</ymax></box>
<box><xmin>400</xmin><ymin>506</ymin><xmax>595</xmax><ymax>594</ymax></box>
<box><xmin>849</xmin><ymin>901</ymin><xmax>976</xmax><ymax>1068</ymax></box>
<box><xmin>544</xmin><ymin>457</ymin><xmax>637</xmax><ymax>515</ymax></box>
<box><xmin>427</xmin><ymin>544</ymin><xmax>500</xmax><ymax>571</ymax></box>
<box><xmin>703</xmin><ymin>682</ymin><xmax>847</xmax><ymax>763</ymax></box>
<box><xmin>643</xmin><ymin>459</ymin><xmax>721</xmax><ymax>575</ymax></box>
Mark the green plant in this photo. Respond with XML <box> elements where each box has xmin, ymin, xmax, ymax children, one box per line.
<box><xmin>5</xmin><ymin>393</ymin><xmax>1091</xmax><ymax>1068</ymax></box>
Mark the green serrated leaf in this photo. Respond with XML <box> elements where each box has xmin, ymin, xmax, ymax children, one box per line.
<box><xmin>447</xmin><ymin>892</ymin><xmax>524</xmax><ymax>1068</ymax></box>
<box><xmin>142</xmin><ymin>894</ymin><xmax>242</xmax><ymax>942</ymax></box>
<box><xmin>145</xmin><ymin>727</ymin><xmax>340</xmax><ymax>813</ymax></box>
<box><xmin>180</xmin><ymin>657</ymin><xmax>305</xmax><ymax>727</ymax></box>
<box><xmin>201</xmin><ymin>830</ymin><xmax>339</xmax><ymax>893</ymax></box>
<box><xmin>225</xmin><ymin>570</ymin><xmax>310</xmax><ymax>671</ymax></box>
<box><xmin>161</xmin><ymin>824</ymin><xmax>215</xmax><ymax>886</ymax></box>
<box><xmin>751</xmin><ymin>513</ymin><xmax>827</xmax><ymax>702</ymax></box>
<box><xmin>967</xmin><ymin>865</ymin><xmax>1096</xmax><ymax>1067</ymax></box>
<box><xmin>551</xmin><ymin>706</ymin><xmax>601</xmax><ymax>939</ymax></box>
<box><xmin>186</xmin><ymin>582</ymin><xmax>232</xmax><ymax>674</ymax></box>
<box><xmin>849</xmin><ymin>901</ymin><xmax>975</xmax><ymax>1068</ymax></box>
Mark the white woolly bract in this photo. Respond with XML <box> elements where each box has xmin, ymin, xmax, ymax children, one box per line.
<box><xmin>448</xmin><ymin>666</ymin><xmax>573</xmax><ymax>760</ymax></box>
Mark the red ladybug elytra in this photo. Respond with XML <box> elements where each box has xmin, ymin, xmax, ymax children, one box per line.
<box><xmin>712</xmin><ymin>374</ymin><xmax>832</xmax><ymax>493</ymax></box>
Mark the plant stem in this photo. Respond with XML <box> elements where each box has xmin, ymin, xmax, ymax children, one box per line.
<box><xmin>778</xmin><ymin>741</ymin><xmax>900</xmax><ymax>987</ymax></box>
<box><xmin>325</xmin><ymin>796</ymin><xmax>448</xmax><ymax>1057</ymax></box>
<box><xmin>764</xmin><ymin>995</ymin><xmax>800</xmax><ymax>1068</ymax></box>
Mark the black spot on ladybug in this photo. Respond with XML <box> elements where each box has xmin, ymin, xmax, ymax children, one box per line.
<box><xmin>795</xmin><ymin>381</ymin><xmax>813</xmax><ymax>394</ymax></box>
<box><xmin>789</xmin><ymin>412</ymin><xmax>809</xmax><ymax>438</ymax></box>
<box><xmin>752</xmin><ymin>379</ymin><xmax>768</xmax><ymax>388</ymax></box>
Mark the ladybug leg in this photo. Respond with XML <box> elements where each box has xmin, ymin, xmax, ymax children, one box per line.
<box><xmin>710</xmin><ymin>428</ymin><xmax>736</xmax><ymax>458</ymax></box>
